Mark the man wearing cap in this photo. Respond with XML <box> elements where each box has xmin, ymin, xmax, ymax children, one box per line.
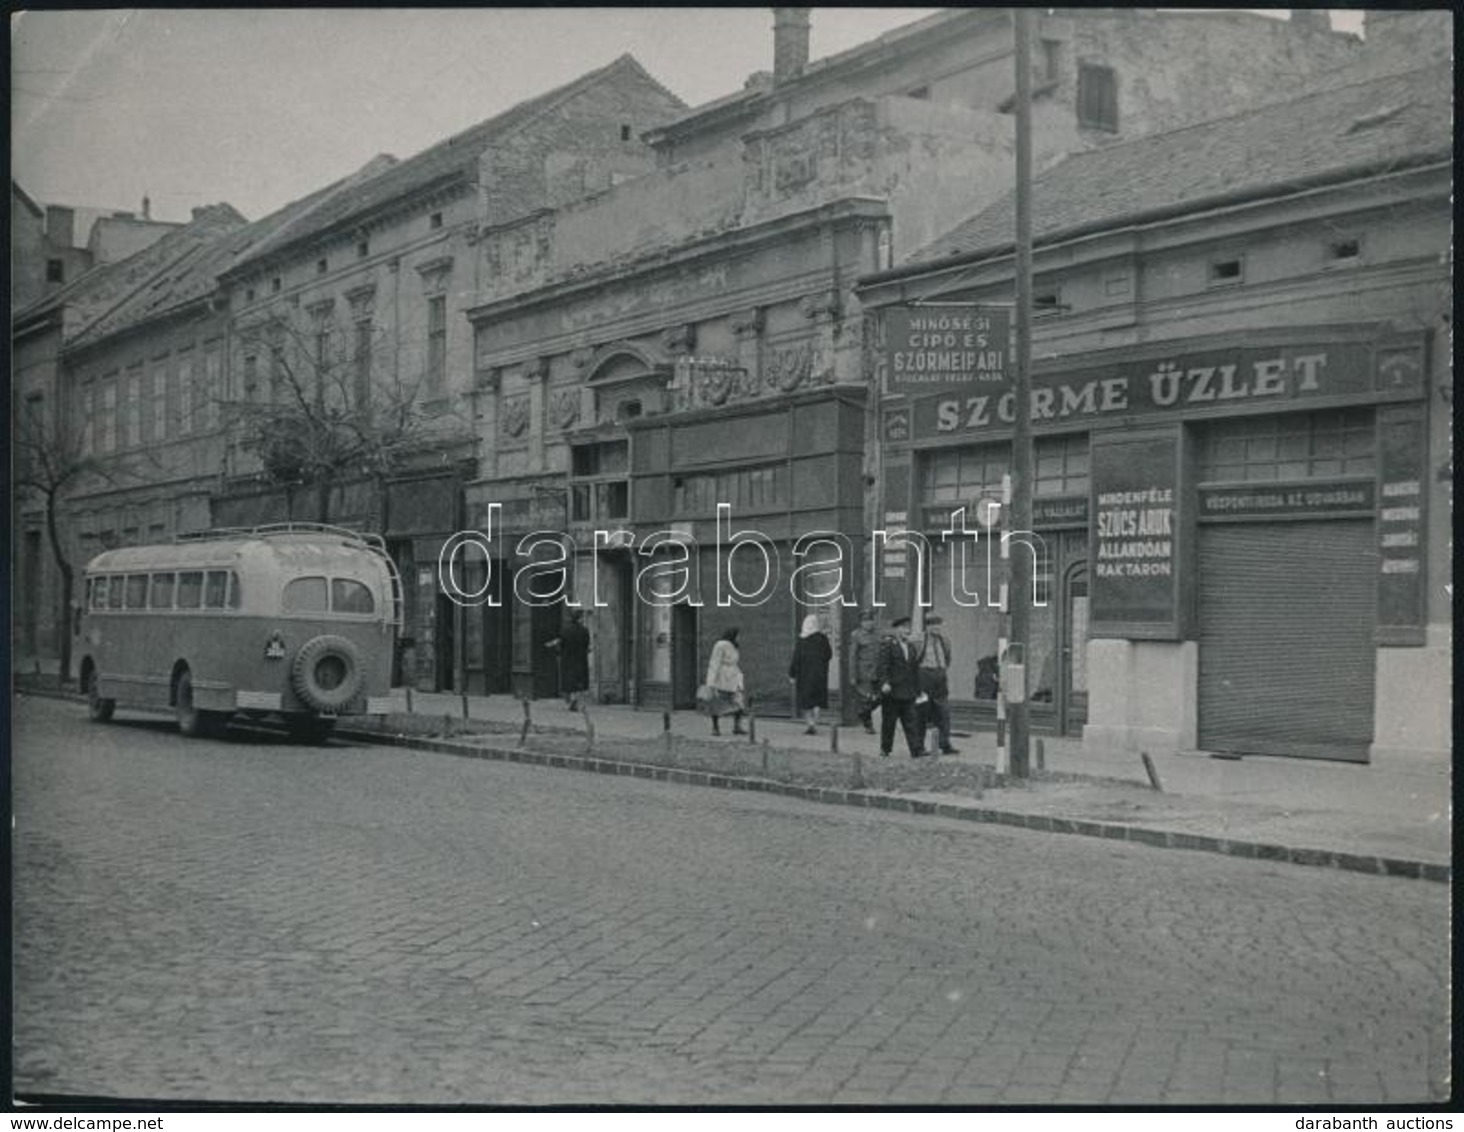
<box><xmin>873</xmin><ymin>615</ymin><xmax>925</xmax><ymax>758</ymax></box>
<box><xmin>848</xmin><ymin>609</ymin><xmax>882</xmax><ymax>735</ymax></box>
<box><xmin>916</xmin><ymin>614</ymin><xmax>958</xmax><ymax>755</ymax></box>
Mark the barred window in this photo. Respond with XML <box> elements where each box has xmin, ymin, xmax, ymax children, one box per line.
<box><xmin>1034</xmin><ymin>434</ymin><xmax>1089</xmax><ymax>497</ymax></box>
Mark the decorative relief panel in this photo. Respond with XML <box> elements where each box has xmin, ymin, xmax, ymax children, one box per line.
<box><xmin>661</xmin><ymin>323</ymin><xmax>696</xmax><ymax>356</ymax></box>
<box><xmin>500</xmin><ymin>394</ymin><xmax>530</xmax><ymax>439</ymax></box>
<box><xmin>730</xmin><ymin>308</ymin><xmax>764</xmax><ymax>340</ymax></box>
<box><xmin>550</xmin><ymin>388</ymin><xmax>581</xmax><ymax>430</ymax></box>
<box><xmin>765</xmin><ymin>343</ymin><xmax>814</xmax><ymax>393</ymax></box>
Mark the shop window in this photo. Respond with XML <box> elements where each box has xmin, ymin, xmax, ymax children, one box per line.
<box><xmin>1034</xmin><ymin>434</ymin><xmax>1089</xmax><ymax>497</ymax></box>
<box><xmin>919</xmin><ymin>444</ymin><xmax>1011</xmax><ymax>504</ymax></box>
<box><xmin>1200</xmin><ymin>409</ymin><xmax>1375</xmax><ymax>483</ymax></box>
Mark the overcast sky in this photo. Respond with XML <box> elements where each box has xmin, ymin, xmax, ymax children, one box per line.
<box><xmin>13</xmin><ymin>8</ymin><xmax>1364</xmax><ymax>225</ymax></box>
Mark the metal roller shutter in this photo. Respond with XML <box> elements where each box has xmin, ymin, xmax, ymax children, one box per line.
<box><xmin>1198</xmin><ymin>521</ymin><xmax>1375</xmax><ymax>761</ymax></box>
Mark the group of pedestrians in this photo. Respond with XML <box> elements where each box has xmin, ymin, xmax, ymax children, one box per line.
<box><xmin>698</xmin><ymin>610</ymin><xmax>958</xmax><ymax>758</ymax></box>
<box><xmin>549</xmin><ymin>606</ymin><xmax>959</xmax><ymax>758</ymax></box>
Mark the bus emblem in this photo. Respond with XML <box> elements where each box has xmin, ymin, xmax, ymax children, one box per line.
<box><xmin>264</xmin><ymin>632</ymin><xmax>287</xmax><ymax>660</ymax></box>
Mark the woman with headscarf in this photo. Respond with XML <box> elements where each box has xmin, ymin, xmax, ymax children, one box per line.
<box><xmin>701</xmin><ymin>626</ymin><xmax>747</xmax><ymax>736</ymax></box>
<box><xmin>788</xmin><ymin>613</ymin><xmax>833</xmax><ymax>735</ymax></box>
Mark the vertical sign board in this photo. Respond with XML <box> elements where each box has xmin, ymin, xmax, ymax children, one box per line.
<box><xmin>1375</xmin><ymin>402</ymin><xmax>1428</xmax><ymax>645</ymax></box>
<box><xmin>1089</xmin><ymin>430</ymin><xmax>1188</xmax><ymax>639</ymax></box>
<box><xmin>878</xmin><ymin>460</ymin><xmax>913</xmax><ymax>614</ymax></box>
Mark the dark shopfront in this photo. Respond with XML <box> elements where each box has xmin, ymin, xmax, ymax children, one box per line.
<box><xmin>881</xmin><ymin>323</ymin><xmax>1431</xmax><ymax>759</ymax></box>
<box><xmin>626</xmin><ymin>388</ymin><xmax>869</xmax><ymax>715</ymax></box>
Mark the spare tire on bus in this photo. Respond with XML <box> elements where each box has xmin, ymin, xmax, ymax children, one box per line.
<box><xmin>291</xmin><ymin>634</ymin><xmax>363</xmax><ymax>712</ymax></box>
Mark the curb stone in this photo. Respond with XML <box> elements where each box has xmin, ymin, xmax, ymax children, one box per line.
<box><xmin>16</xmin><ymin>686</ymin><xmax>1446</xmax><ymax>885</ymax></box>
<box><xmin>335</xmin><ymin>726</ymin><xmax>1450</xmax><ymax>885</ymax></box>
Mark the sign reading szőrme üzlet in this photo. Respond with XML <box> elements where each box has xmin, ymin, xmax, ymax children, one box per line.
<box><xmin>882</xmin><ymin>306</ymin><xmax>1010</xmax><ymax>396</ymax></box>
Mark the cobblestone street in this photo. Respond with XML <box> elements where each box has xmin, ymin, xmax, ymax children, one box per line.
<box><xmin>12</xmin><ymin>695</ymin><xmax>1450</xmax><ymax>1106</ymax></box>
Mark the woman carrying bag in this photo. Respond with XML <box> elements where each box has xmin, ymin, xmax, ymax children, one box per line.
<box><xmin>700</xmin><ymin>626</ymin><xmax>748</xmax><ymax>736</ymax></box>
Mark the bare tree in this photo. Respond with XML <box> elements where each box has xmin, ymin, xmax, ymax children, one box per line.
<box><xmin>229</xmin><ymin>312</ymin><xmax>470</xmax><ymax>525</ymax></box>
<box><xmin>13</xmin><ymin>398</ymin><xmax>156</xmax><ymax>684</ymax></box>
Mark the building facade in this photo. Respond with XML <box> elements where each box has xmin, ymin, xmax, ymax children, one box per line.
<box><xmin>857</xmin><ymin>60</ymin><xmax>1452</xmax><ymax>762</ymax></box>
<box><xmin>462</xmin><ymin>7</ymin><xmax>1362</xmax><ymax>711</ymax></box>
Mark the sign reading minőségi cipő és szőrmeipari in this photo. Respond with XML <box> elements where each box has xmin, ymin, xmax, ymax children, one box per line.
<box><xmin>1090</xmin><ymin>431</ymin><xmax>1186</xmax><ymax>638</ymax></box>
<box><xmin>906</xmin><ymin>341</ymin><xmax>1393</xmax><ymax>439</ymax></box>
<box><xmin>882</xmin><ymin>306</ymin><xmax>1010</xmax><ymax>396</ymax></box>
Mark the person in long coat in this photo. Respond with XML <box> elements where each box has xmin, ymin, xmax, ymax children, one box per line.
<box><xmin>874</xmin><ymin>616</ymin><xmax>925</xmax><ymax>758</ymax></box>
<box><xmin>701</xmin><ymin>626</ymin><xmax>748</xmax><ymax>736</ymax></box>
<box><xmin>788</xmin><ymin>613</ymin><xmax>833</xmax><ymax>735</ymax></box>
<box><xmin>545</xmin><ymin>608</ymin><xmax>591</xmax><ymax>710</ymax></box>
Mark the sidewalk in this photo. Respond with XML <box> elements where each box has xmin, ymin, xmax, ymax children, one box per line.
<box><xmin>13</xmin><ymin>658</ymin><xmax>1450</xmax><ymax>878</ymax></box>
<box><xmin>393</xmin><ymin>687</ymin><xmax>1451</xmax><ymax>874</ymax></box>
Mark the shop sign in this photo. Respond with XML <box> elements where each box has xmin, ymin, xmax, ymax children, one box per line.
<box><xmin>881</xmin><ymin>510</ymin><xmax>909</xmax><ymax>578</ymax></box>
<box><xmin>883</xmin><ymin>405</ymin><xmax>911</xmax><ymax>442</ymax></box>
<box><xmin>1375</xmin><ymin>404</ymin><xmax>1427</xmax><ymax>643</ymax></box>
<box><xmin>921</xmin><ymin>495</ymin><xmax>1086</xmax><ymax>531</ymax></box>
<box><xmin>1199</xmin><ymin>480</ymin><xmax>1375</xmax><ymax>520</ymax></box>
<box><xmin>1090</xmin><ymin>432</ymin><xmax>1186</xmax><ymax>637</ymax></box>
<box><xmin>910</xmin><ymin>342</ymin><xmax>1380</xmax><ymax>439</ymax></box>
<box><xmin>882</xmin><ymin>306</ymin><xmax>1010</xmax><ymax>396</ymax></box>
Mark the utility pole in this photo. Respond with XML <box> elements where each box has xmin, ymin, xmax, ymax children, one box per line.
<box><xmin>1007</xmin><ymin>7</ymin><xmax>1034</xmax><ymax>779</ymax></box>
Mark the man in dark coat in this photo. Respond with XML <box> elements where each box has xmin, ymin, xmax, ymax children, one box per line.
<box><xmin>874</xmin><ymin>616</ymin><xmax>925</xmax><ymax>758</ymax></box>
<box><xmin>546</xmin><ymin>608</ymin><xmax>591</xmax><ymax>710</ymax></box>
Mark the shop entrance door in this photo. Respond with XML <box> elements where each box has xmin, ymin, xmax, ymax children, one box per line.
<box><xmin>1060</xmin><ymin>561</ymin><xmax>1090</xmax><ymax>735</ymax></box>
<box><xmin>671</xmin><ymin>603</ymin><xmax>699</xmax><ymax>710</ymax></box>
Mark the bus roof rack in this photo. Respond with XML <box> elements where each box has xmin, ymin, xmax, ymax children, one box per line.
<box><xmin>175</xmin><ymin>522</ymin><xmax>389</xmax><ymax>555</ymax></box>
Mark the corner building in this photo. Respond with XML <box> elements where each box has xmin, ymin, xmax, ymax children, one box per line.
<box><xmin>857</xmin><ymin>58</ymin><xmax>1452</xmax><ymax>762</ymax></box>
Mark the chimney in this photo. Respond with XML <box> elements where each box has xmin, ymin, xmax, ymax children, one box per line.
<box><xmin>142</xmin><ymin>194</ymin><xmax>151</xmax><ymax>220</ymax></box>
<box><xmin>1290</xmin><ymin>9</ymin><xmax>1331</xmax><ymax>33</ymax></box>
<box><xmin>45</xmin><ymin>205</ymin><xmax>75</xmax><ymax>248</ymax></box>
<box><xmin>773</xmin><ymin>7</ymin><xmax>811</xmax><ymax>83</ymax></box>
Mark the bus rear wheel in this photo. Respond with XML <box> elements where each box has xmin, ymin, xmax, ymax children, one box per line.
<box><xmin>175</xmin><ymin>670</ymin><xmax>224</xmax><ymax>738</ymax></box>
<box><xmin>85</xmin><ymin>668</ymin><xmax>115</xmax><ymax>722</ymax></box>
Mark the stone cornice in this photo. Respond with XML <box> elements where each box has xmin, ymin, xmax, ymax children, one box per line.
<box><xmin>466</xmin><ymin>196</ymin><xmax>890</xmax><ymax>326</ymax></box>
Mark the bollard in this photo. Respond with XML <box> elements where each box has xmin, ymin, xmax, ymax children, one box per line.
<box><xmin>518</xmin><ymin>697</ymin><xmax>532</xmax><ymax>748</ymax></box>
<box><xmin>462</xmin><ymin>692</ymin><xmax>470</xmax><ymax>720</ymax></box>
<box><xmin>830</xmin><ymin>725</ymin><xmax>840</xmax><ymax>754</ymax></box>
<box><xmin>748</xmin><ymin>712</ymin><xmax>757</xmax><ymax>744</ymax></box>
<box><xmin>761</xmin><ymin>738</ymin><xmax>771</xmax><ymax>775</ymax></box>
<box><xmin>1035</xmin><ymin>738</ymin><xmax>1046</xmax><ymax>773</ymax></box>
<box><xmin>581</xmin><ymin>702</ymin><xmax>595</xmax><ymax>753</ymax></box>
<box><xmin>663</xmin><ymin>728</ymin><xmax>674</xmax><ymax>760</ymax></box>
<box><xmin>405</xmin><ymin>685</ymin><xmax>414</xmax><ymax>714</ymax></box>
<box><xmin>1141</xmin><ymin>751</ymin><xmax>1163</xmax><ymax>792</ymax></box>
<box><xmin>850</xmin><ymin>749</ymin><xmax>866</xmax><ymax>791</ymax></box>
<box><xmin>662</xmin><ymin>711</ymin><xmax>671</xmax><ymax>732</ymax></box>
<box><xmin>443</xmin><ymin>713</ymin><xmax>454</xmax><ymax>737</ymax></box>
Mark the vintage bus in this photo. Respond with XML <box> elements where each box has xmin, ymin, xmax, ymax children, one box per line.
<box><xmin>75</xmin><ymin>523</ymin><xmax>406</xmax><ymax>740</ymax></box>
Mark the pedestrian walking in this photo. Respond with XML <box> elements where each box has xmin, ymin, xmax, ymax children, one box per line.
<box><xmin>788</xmin><ymin>613</ymin><xmax>832</xmax><ymax>735</ymax></box>
<box><xmin>874</xmin><ymin>616</ymin><xmax>925</xmax><ymax>758</ymax></box>
<box><xmin>544</xmin><ymin>608</ymin><xmax>591</xmax><ymax>710</ymax></box>
<box><xmin>848</xmin><ymin>609</ymin><xmax>883</xmax><ymax>735</ymax></box>
<box><xmin>916</xmin><ymin>614</ymin><xmax>958</xmax><ymax>754</ymax></box>
<box><xmin>700</xmin><ymin>626</ymin><xmax>748</xmax><ymax>736</ymax></box>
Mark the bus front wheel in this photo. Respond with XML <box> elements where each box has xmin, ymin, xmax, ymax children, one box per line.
<box><xmin>175</xmin><ymin>670</ymin><xmax>224</xmax><ymax>738</ymax></box>
<box><xmin>86</xmin><ymin>668</ymin><xmax>115</xmax><ymax>722</ymax></box>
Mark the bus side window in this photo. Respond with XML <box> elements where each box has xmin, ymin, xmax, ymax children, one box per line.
<box><xmin>228</xmin><ymin>571</ymin><xmax>242</xmax><ymax>609</ymax></box>
<box><xmin>282</xmin><ymin>576</ymin><xmax>328</xmax><ymax>613</ymax></box>
<box><xmin>332</xmin><ymin>578</ymin><xmax>376</xmax><ymax>614</ymax></box>
<box><xmin>150</xmin><ymin>572</ymin><xmax>175</xmax><ymax>609</ymax></box>
<box><xmin>108</xmin><ymin>576</ymin><xmax>126</xmax><ymax>610</ymax></box>
<box><xmin>205</xmin><ymin>570</ymin><xmax>229</xmax><ymax>609</ymax></box>
<box><xmin>85</xmin><ymin>577</ymin><xmax>97</xmax><ymax>609</ymax></box>
<box><xmin>92</xmin><ymin>577</ymin><xmax>108</xmax><ymax>609</ymax></box>
<box><xmin>125</xmin><ymin>575</ymin><xmax>150</xmax><ymax>608</ymax></box>
<box><xmin>177</xmin><ymin>571</ymin><xmax>204</xmax><ymax>609</ymax></box>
